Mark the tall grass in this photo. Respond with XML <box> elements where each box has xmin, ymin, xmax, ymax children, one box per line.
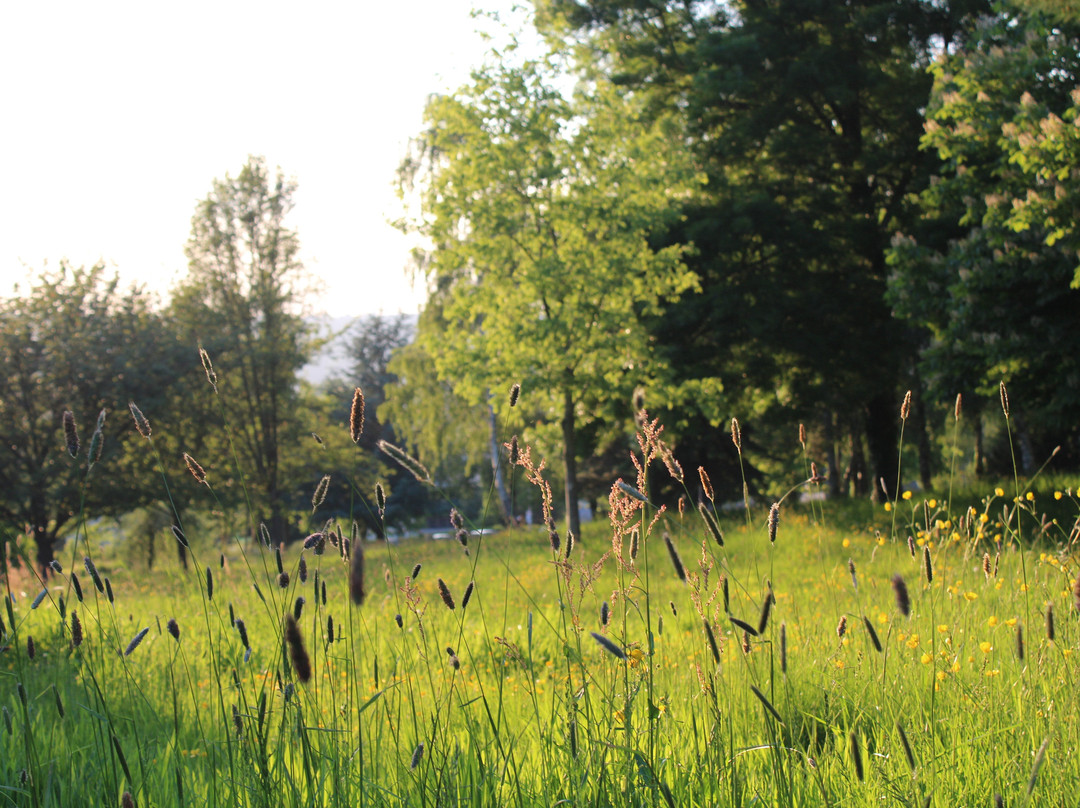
<box><xmin>2</xmin><ymin>379</ymin><xmax>1080</xmax><ymax>806</ymax></box>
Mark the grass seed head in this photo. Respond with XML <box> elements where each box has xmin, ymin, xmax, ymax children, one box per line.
<box><xmin>128</xmin><ymin>401</ymin><xmax>151</xmax><ymax>438</ymax></box>
<box><xmin>312</xmin><ymin>475</ymin><xmax>331</xmax><ymax>511</ymax></box>
<box><xmin>601</xmin><ymin>601</ymin><xmax>610</xmax><ymax>625</ymax></box>
<box><xmin>863</xmin><ymin>616</ymin><xmax>882</xmax><ymax>653</ymax></box>
<box><xmin>71</xmin><ymin>612</ymin><xmax>83</xmax><ymax>648</ymax></box>
<box><xmin>183</xmin><ymin>452</ymin><xmax>206</xmax><ymax>484</ymax></box>
<box><xmin>900</xmin><ymin>389</ymin><xmax>912</xmax><ymax>421</ymax></box>
<box><xmin>897</xmin><ymin>721</ymin><xmax>915</xmax><ymax>772</ymax></box>
<box><xmin>758</xmin><ymin>590</ymin><xmax>773</xmax><ymax>635</ymax></box>
<box><xmin>698</xmin><ymin>466</ymin><xmax>714</xmax><ymax>501</ymax></box>
<box><xmin>1046</xmin><ymin>603</ymin><xmax>1055</xmax><ymax>642</ymax></box>
<box><xmin>62</xmin><ymin>410</ymin><xmax>80</xmax><ymax>458</ymax></box>
<box><xmin>780</xmin><ymin>622</ymin><xmax>787</xmax><ymax>673</ymax></box>
<box><xmin>923</xmin><ymin>546</ymin><xmax>934</xmax><ymax>584</ymax></box>
<box><xmin>1000</xmin><ymin>380</ymin><xmax>1009</xmax><ymax>418</ymax></box>
<box><xmin>850</xmin><ymin>732</ymin><xmax>864</xmax><ymax>781</ymax></box>
<box><xmin>284</xmin><ymin>614</ymin><xmax>312</xmax><ymax>684</ymax></box>
<box><xmin>704</xmin><ymin>621</ymin><xmax>721</xmax><ymax>664</ymax></box>
<box><xmin>836</xmin><ymin>615</ymin><xmax>847</xmax><ymax>639</ymax></box>
<box><xmin>590</xmin><ymin>632</ymin><xmax>626</xmax><ymax>660</ymax></box>
<box><xmin>437</xmin><ymin>578</ymin><xmax>456</xmax><ymax>610</ymax></box>
<box><xmin>84</xmin><ymin>557</ymin><xmax>104</xmax><ymax>593</ymax></box>
<box><xmin>768</xmin><ymin>503</ymin><xmax>779</xmax><ymax>543</ymax></box>
<box><xmin>509</xmin><ymin>382</ymin><xmax>521</xmax><ymax>407</ymax></box>
<box><xmin>892</xmin><ymin>574</ymin><xmax>911</xmax><ymax>617</ymax></box>
<box><xmin>462</xmin><ymin>581</ymin><xmax>475</xmax><ymax>610</ymax></box>
<box><xmin>122</xmin><ymin>791</ymin><xmax>136</xmax><ymax>808</ymax></box>
<box><xmin>349</xmin><ymin>538</ymin><xmax>366</xmax><ymax>605</ymax></box>
<box><xmin>26</xmin><ymin>636</ymin><xmax>35</xmax><ymax>660</ymax></box>
<box><xmin>349</xmin><ymin>387</ymin><xmax>365</xmax><ymax>443</ymax></box>
<box><xmin>124</xmin><ymin>627</ymin><xmax>149</xmax><ymax>656</ymax></box>
<box><xmin>277</xmin><ymin>572</ymin><xmax>290</xmax><ymax>589</ymax></box>
<box><xmin>167</xmin><ymin>618</ymin><xmax>180</xmax><ymax>641</ymax></box>
<box><xmin>410</xmin><ymin>742</ymin><xmax>425</xmax><ymax>770</ymax></box>
<box><xmin>664</xmin><ymin>533</ymin><xmax>686</xmax><ymax>582</ymax></box>
<box><xmin>376</xmin><ymin>482</ymin><xmax>386</xmax><ymax>513</ymax></box>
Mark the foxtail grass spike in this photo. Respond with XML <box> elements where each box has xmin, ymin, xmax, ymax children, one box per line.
<box><xmin>1000</xmin><ymin>380</ymin><xmax>1010</xmax><ymax>419</ymax></box>
<box><xmin>704</xmin><ymin>621</ymin><xmax>720</xmax><ymax>664</ymax></box>
<box><xmin>730</xmin><ymin>617</ymin><xmax>759</xmax><ymax>637</ymax></box>
<box><xmin>731</xmin><ymin>418</ymin><xmax>741</xmax><ymax>452</ymax></box>
<box><xmin>509</xmin><ymin>382</ymin><xmax>521</xmax><ymax>407</ymax></box>
<box><xmin>349</xmin><ymin>536</ymin><xmax>366</xmax><ymax>605</ymax></box>
<box><xmin>698</xmin><ymin>467</ymin><xmax>714</xmax><ymax>501</ymax></box>
<box><xmin>836</xmin><ymin>615</ymin><xmax>847</xmax><ymax>639</ymax></box>
<box><xmin>768</xmin><ymin>503</ymin><xmax>779</xmax><ymax>543</ymax></box>
<box><xmin>437</xmin><ymin>578</ymin><xmax>455</xmax><ymax>610</ymax></box>
<box><xmin>923</xmin><ymin>546</ymin><xmax>934</xmax><ymax>584</ymax></box>
<box><xmin>590</xmin><ymin>632</ymin><xmax>626</xmax><ymax>660</ymax></box>
<box><xmin>892</xmin><ymin>574</ymin><xmax>911</xmax><ymax>617</ymax></box>
<box><xmin>780</xmin><ymin>622</ymin><xmax>787</xmax><ymax>673</ymax></box>
<box><xmin>462</xmin><ymin>581</ymin><xmax>475</xmax><ymax>610</ymax></box>
<box><xmin>312</xmin><ymin>474</ymin><xmax>331</xmax><ymax>511</ymax></box>
<box><xmin>954</xmin><ymin>393</ymin><xmax>962</xmax><ymax>421</ymax></box>
<box><xmin>128</xmin><ymin>401</ymin><xmax>151</xmax><ymax>438</ymax></box>
<box><xmin>124</xmin><ymin>627</ymin><xmax>149</xmax><ymax>656</ymax></box>
<box><xmin>701</xmin><ymin>503</ymin><xmax>724</xmax><ymax>546</ymax></box>
<box><xmin>850</xmin><ymin>732</ymin><xmax>864</xmax><ymax>782</ymax></box>
<box><xmin>71</xmin><ymin>612</ymin><xmax>83</xmax><ymax>648</ymax></box>
<box><xmin>896</xmin><ymin>721</ymin><xmax>915</xmax><ymax>772</ymax></box>
<box><xmin>199</xmin><ymin>347</ymin><xmax>217</xmax><ymax>390</ymax></box>
<box><xmin>376</xmin><ymin>482</ymin><xmax>385</xmax><ymax>512</ymax></box>
<box><xmin>167</xmin><ymin>618</ymin><xmax>180</xmax><ymax>641</ymax></box>
<box><xmin>410</xmin><ymin>742</ymin><xmax>425</xmax><ymax>770</ymax></box>
<box><xmin>863</xmin><ymin>616</ymin><xmax>882</xmax><ymax>653</ymax></box>
<box><xmin>1046</xmin><ymin>603</ymin><xmax>1055</xmax><ymax>642</ymax></box>
<box><xmin>757</xmin><ymin>591</ymin><xmax>773</xmax><ymax>635</ymax></box>
<box><xmin>62</xmin><ymin>411</ymin><xmax>79</xmax><ymax>458</ymax></box>
<box><xmin>900</xmin><ymin>389</ymin><xmax>912</xmax><ymax>421</ymax></box>
<box><xmin>601</xmin><ymin>601</ymin><xmax>610</xmax><ymax>626</ymax></box>
<box><xmin>206</xmin><ymin>567</ymin><xmax>214</xmax><ymax>600</ymax></box>
<box><xmin>750</xmin><ymin>685</ymin><xmax>782</xmax><ymax>723</ymax></box>
<box><xmin>84</xmin><ymin>557</ymin><xmax>104</xmax><ymax>593</ymax></box>
<box><xmin>1027</xmin><ymin>738</ymin><xmax>1049</xmax><ymax>796</ymax></box>
<box><xmin>664</xmin><ymin>533</ymin><xmax>686</xmax><ymax>582</ymax></box>
<box><xmin>349</xmin><ymin>387</ymin><xmax>365</xmax><ymax>443</ymax></box>
<box><xmin>284</xmin><ymin>614</ymin><xmax>312</xmax><ymax>684</ymax></box>
<box><xmin>183</xmin><ymin>452</ymin><xmax>206</xmax><ymax>483</ymax></box>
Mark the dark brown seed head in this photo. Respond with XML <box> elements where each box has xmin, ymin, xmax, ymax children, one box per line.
<box><xmin>983</xmin><ymin>552</ymin><xmax>992</xmax><ymax>580</ymax></box>
<box><xmin>128</xmin><ymin>401</ymin><xmax>151</xmax><ymax>438</ymax></box>
<box><xmin>508</xmin><ymin>435</ymin><xmax>519</xmax><ymax>465</ymax></box>
<box><xmin>601</xmin><ymin>601</ymin><xmax>610</xmax><ymax>625</ymax></box>
<box><xmin>395</xmin><ymin>613</ymin><xmax>403</xmax><ymax>628</ymax></box>
<box><xmin>758</xmin><ymin>591</ymin><xmax>773</xmax><ymax>635</ymax></box>
<box><xmin>850</xmin><ymin>732</ymin><xmax>864</xmax><ymax>781</ymax></box>
<box><xmin>923</xmin><ymin>546</ymin><xmax>933</xmax><ymax>584</ymax></box>
<box><xmin>350</xmin><ymin>387</ymin><xmax>365</xmax><ymax>443</ymax></box>
<box><xmin>664</xmin><ymin>533</ymin><xmax>686</xmax><ymax>583</ymax></box>
<box><xmin>105</xmin><ymin>578</ymin><xmax>114</xmax><ymax>603</ymax></box>
<box><xmin>284</xmin><ymin>614</ymin><xmax>312</xmax><ymax>684</ymax></box>
<box><xmin>565</xmin><ymin>530</ymin><xmax>575</xmax><ymax>559</ymax></box>
<box><xmin>508</xmin><ymin>383</ymin><xmax>521</xmax><ymax>407</ymax></box>
<box><xmin>548</xmin><ymin>527</ymin><xmax>560</xmax><ymax>554</ymax></box>
<box><xmin>235</xmin><ymin>618</ymin><xmax>250</xmax><ymax>650</ymax></box>
<box><xmin>62</xmin><ymin>411</ymin><xmax>80</xmax><ymax>458</ymax></box>
<box><xmin>437</xmin><ymin>578</ymin><xmax>455</xmax><ymax>610</ymax></box>
<box><xmin>907</xmin><ymin>535</ymin><xmax>917</xmax><ymax>557</ymax></box>
<box><xmin>71</xmin><ymin>612</ymin><xmax>83</xmax><ymax>648</ymax></box>
<box><xmin>375</xmin><ymin>482</ymin><xmax>386</xmax><ymax>512</ymax></box>
<box><xmin>863</xmin><ymin>616</ymin><xmax>882</xmax><ymax>653</ymax></box>
<box><xmin>704</xmin><ymin>620</ymin><xmax>720</xmax><ymax>663</ymax></box>
<box><xmin>669</xmin><ymin>600</ymin><xmax>677</xmax><ymax>616</ymax></box>
<box><xmin>122</xmin><ymin>791</ymin><xmax>136</xmax><ymax>808</ymax></box>
<box><xmin>206</xmin><ymin>567</ymin><xmax>214</xmax><ymax>600</ymax></box>
<box><xmin>767</xmin><ymin>503</ymin><xmax>779</xmax><ymax>543</ymax></box>
<box><xmin>892</xmin><ymin>574</ymin><xmax>911</xmax><ymax>617</ymax></box>
<box><xmin>84</xmin><ymin>557</ymin><xmax>104</xmax><ymax>593</ymax></box>
<box><xmin>298</xmin><ymin>556</ymin><xmax>307</xmax><ymax>583</ymax></box>
<box><xmin>629</xmin><ymin>529</ymin><xmax>639</xmax><ymax>561</ymax></box>
<box><xmin>455</xmin><ymin>528</ymin><xmax>469</xmax><ymax>548</ymax></box>
<box><xmin>897</xmin><ymin>721</ymin><xmax>915</xmax><ymax>772</ymax></box>
<box><xmin>293</xmin><ymin>597</ymin><xmax>305</xmax><ymax>620</ymax></box>
<box><xmin>232</xmin><ymin>704</ymin><xmax>243</xmax><ymax>736</ymax></box>
<box><xmin>167</xmin><ymin>618</ymin><xmax>180</xmax><ymax>641</ymax></box>
<box><xmin>410</xmin><ymin>742</ymin><xmax>424</xmax><ymax>770</ymax></box>
<box><xmin>721</xmin><ymin>575</ymin><xmax>729</xmax><ymax>613</ymax></box>
<box><xmin>349</xmin><ymin>537</ymin><xmax>366</xmax><ymax>605</ymax></box>
<box><xmin>836</xmin><ymin>615</ymin><xmax>847</xmax><ymax>639</ymax></box>
<box><xmin>741</xmin><ymin>631</ymin><xmax>751</xmax><ymax>654</ymax></box>
<box><xmin>327</xmin><ymin>615</ymin><xmax>335</xmax><ymax>643</ymax></box>
<box><xmin>411</xmin><ymin>563</ymin><xmax>421</xmax><ymax>580</ymax></box>
<box><xmin>462</xmin><ymin>581</ymin><xmax>475</xmax><ymax>610</ymax></box>
<box><xmin>1016</xmin><ymin>623</ymin><xmax>1025</xmax><ymax>661</ymax></box>
<box><xmin>277</xmin><ymin>572</ymin><xmax>290</xmax><ymax>589</ymax></box>
<box><xmin>183</xmin><ymin>452</ymin><xmax>206</xmax><ymax>484</ymax></box>
<box><xmin>26</xmin><ymin>636</ymin><xmax>35</xmax><ymax>660</ymax></box>
<box><xmin>1046</xmin><ymin>603</ymin><xmax>1055</xmax><ymax>642</ymax></box>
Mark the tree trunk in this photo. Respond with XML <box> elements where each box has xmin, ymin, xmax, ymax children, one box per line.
<box><xmin>823</xmin><ymin>410</ymin><xmax>841</xmax><ymax>498</ymax></box>
<box><xmin>488</xmin><ymin>403</ymin><xmax>513</xmax><ymax>524</ymax></box>
<box><xmin>865</xmin><ymin>392</ymin><xmax>899</xmax><ymax>503</ymax></box>
<box><xmin>561</xmin><ymin>387</ymin><xmax>581</xmax><ymax>542</ymax></box>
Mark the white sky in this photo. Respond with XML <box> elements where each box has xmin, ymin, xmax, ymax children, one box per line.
<box><xmin>0</xmin><ymin>0</ymin><xmax>532</xmax><ymax>317</ymax></box>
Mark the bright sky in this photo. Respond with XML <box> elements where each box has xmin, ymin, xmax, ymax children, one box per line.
<box><xmin>0</xmin><ymin>1</ymin><xmax>531</xmax><ymax>317</ymax></box>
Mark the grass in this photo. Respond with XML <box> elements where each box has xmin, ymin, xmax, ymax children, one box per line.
<box><xmin>3</xmin><ymin>401</ymin><xmax>1080</xmax><ymax>806</ymax></box>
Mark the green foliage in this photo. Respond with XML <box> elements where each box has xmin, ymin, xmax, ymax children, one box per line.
<box><xmin>888</xmin><ymin>7</ymin><xmax>1080</xmax><ymax>453</ymax></box>
<box><xmin>0</xmin><ymin>264</ymin><xmax>185</xmax><ymax>570</ymax></box>
<box><xmin>397</xmin><ymin>56</ymin><xmax>698</xmax><ymax>530</ymax></box>
<box><xmin>172</xmin><ymin>156</ymin><xmax>316</xmax><ymax>544</ymax></box>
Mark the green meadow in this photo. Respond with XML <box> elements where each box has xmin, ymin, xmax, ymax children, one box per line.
<box><xmin>3</xmin><ymin>411</ymin><xmax>1079</xmax><ymax>807</ymax></box>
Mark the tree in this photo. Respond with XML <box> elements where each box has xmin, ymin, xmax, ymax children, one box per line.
<box><xmin>535</xmin><ymin>0</ymin><xmax>991</xmax><ymax>499</ymax></box>
<box><xmin>888</xmin><ymin>6</ymin><xmax>1080</xmax><ymax>467</ymax></box>
<box><xmin>0</xmin><ymin>264</ymin><xmax>185</xmax><ymax>572</ymax></box>
<box><xmin>172</xmin><ymin>156</ymin><xmax>314</xmax><ymax>545</ymax></box>
<box><xmin>398</xmin><ymin>58</ymin><xmax>698</xmax><ymax>538</ymax></box>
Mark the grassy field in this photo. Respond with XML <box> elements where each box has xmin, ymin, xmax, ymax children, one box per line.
<box><xmin>3</xmin><ymin>415</ymin><xmax>1080</xmax><ymax>806</ymax></box>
